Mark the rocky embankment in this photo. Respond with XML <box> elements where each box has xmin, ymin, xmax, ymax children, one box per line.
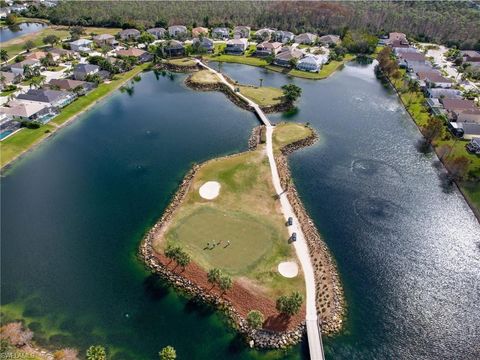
<box><xmin>139</xmin><ymin>161</ymin><xmax>305</xmax><ymax>349</ymax></box>
<box><xmin>275</xmin><ymin>128</ymin><xmax>345</xmax><ymax>335</ymax></box>
<box><xmin>248</xmin><ymin>125</ymin><xmax>265</xmax><ymax>150</ymax></box>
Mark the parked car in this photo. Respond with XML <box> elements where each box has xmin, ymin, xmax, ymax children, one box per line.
<box><xmin>287</xmin><ymin>217</ymin><xmax>293</xmax><ymax>226</ymax></box>
<box><xmin>291</xmin><ymin>232</ymin><xmax>297</xmax><ymax>242</ymax></box>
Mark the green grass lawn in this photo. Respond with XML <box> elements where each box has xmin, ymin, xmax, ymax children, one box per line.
<box><xmin>0</xmin><ymin>87</ymin><xmax>18</xmax><ymax>97</ymax></box>
<box><xmin>166</xmin><ymin>57</ymin><xmax>198</xmax><ymax>67</ymax></box>
<box><xmin>47</xmin><ymin>65</ymin><xmax>66</xmax><ymax>71</ymax></box>
<box><xmin>0</xmin><ymin>125</ymin><xmax>55</xmax><ymax>167</ymax></box>
<box><xmin>157</xmin><ymin>145</ymin><xmax>307</xmax><ymax>297</ymax></box>
<box><xmin>51</xmin><ymin>63</ymin><xmax>149</xmax><ymax>126</ymax></box>
<box><xmin>238</xmin><ymin>85</ymin><xmax>284</xmax><ymax>106</ymax></box>
<box><xmin>273</xmin><ymin>122</ymin><xmax>313</xmax><ymax>153</ymax></box>
<box><xmin>189</xmin><ymin>70</ymin><xmax>220</xmax><ymax>84</ymax></box>
<box><xmin>205</xmin><ymin>53</ymin><xmax>268</xmax><ymax>67</ymax></box>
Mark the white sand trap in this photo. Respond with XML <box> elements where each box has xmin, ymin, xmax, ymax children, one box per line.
<box><xmin>199</xmin><ymin>181</ymin><xmax>221</xmax><ymax>200</ymax></box>
<box><xmin>278</xmin><ymin>262</ymin><xmax>299</xmax><ymax>278</ymax></box>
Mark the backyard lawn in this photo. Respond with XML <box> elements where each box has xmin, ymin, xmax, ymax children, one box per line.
<box><xmin>156</xmin><ymin>137</ymin><xmax>309</xmax><ymax>297</ymax></box>
<box><xmin>0</xmin><ymin>125</ymin><xmax>55</xmax><ymax>167</ymax></box>
<box><xmin>205</xmin><ymin>53</ymin><xmax>268</xmax><ymax>67</ymax></box>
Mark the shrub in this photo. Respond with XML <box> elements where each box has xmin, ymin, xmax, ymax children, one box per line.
<box><xmin>246</xmin><ymin>310</ymin><xmax>264</xmax><ymax>329</ymax></box>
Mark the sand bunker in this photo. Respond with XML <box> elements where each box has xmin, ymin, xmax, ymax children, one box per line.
<box><xmin>199</xmin><ymin>181</ymin><xmax>221</xmax><ymax>200</ymax></box>
<box><xmin>278</xmin><ymin>262</ymin><xmax>299</xmax><ymax>278</ymax></box>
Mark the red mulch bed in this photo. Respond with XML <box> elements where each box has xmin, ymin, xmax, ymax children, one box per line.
<box><xmin>154</xmin><ymin>252</ymin><xmax>305</xmax><ymax>332</ymax></box>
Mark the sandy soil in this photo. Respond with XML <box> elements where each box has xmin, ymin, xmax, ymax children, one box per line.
<box><xmin>199</xmin><ymin>181</ymin><xmax>221</xmax><ymax>200</ymax></box>
<box><xmin>278</xmin><ymin>262</ymin><xmax>299</xmax><ymax>278</ymax></box>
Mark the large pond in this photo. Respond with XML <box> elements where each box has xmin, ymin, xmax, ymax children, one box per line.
<box><xmin>1</xmin><ymin>63</ymin><xmax>479</xmax><ymax>360</ymax></box>
<box><xmin>0</xmin><ymin>22</ymin><xmax>46</xmax><ymax>42</ymax></box>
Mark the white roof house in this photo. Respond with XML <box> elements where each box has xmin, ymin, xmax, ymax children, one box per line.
<box><xmin>70</xmin><ymin>39</ymin><xmax>93</xmax><ymax>53</ymax></box>
<box><xmin>297</xmin><ymin>54</ymin><xmax>327</xmax><ymax>72</ymax></box>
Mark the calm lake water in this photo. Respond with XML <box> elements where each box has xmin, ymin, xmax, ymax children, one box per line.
<box><xmin>1</xmin><ymin>63</ymin><xmax>479</xmax><ymax>360</ymax></box>
<box><xmin>0</xmin><ymin>22</ymin><xmax>46</xmax><ymax>42</ymax></box>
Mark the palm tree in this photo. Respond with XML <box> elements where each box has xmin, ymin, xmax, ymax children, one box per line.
<box><xmin>207</xmin><ymin>268</ymin><xmax>222</xmax><ymax>289</ymax></box>
<box><xmin>86</xmin><ymin>345</ymin><xmax>106</xmax><ymax>360</ymax></box>
<box><xmin>218</xmin><ymin>274</ymin><xmax>233</xmax><ymax>294</ymax></box>
<box><xmin>0</xmin><ymin>49</ymin><xmax>8</xmax><ymax>63</ymax></box>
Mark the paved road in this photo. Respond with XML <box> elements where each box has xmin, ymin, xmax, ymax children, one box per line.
<box><xmin>198</xmin><ymin>60</ymin><xmax>325</xmax><ymax>360</ymax></box>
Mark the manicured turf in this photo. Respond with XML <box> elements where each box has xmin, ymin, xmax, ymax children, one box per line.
<box><xmin>158</xmin><ymin>145</ymin><xmax>308</xmax><ymax>296</ymax></box>
<box><xmin>189</xmin><ymin>70</ymin><xmax>220</xmax><ymax>84</ymax></box>
<box><xmin>0</xmin><ymin>125</ymin><xmax>55</xmax><ymax>167</ymax></box>
<box><xmin>273</xmin><ymin>122</ymin><xmax>313</xmax><ymax>153</ymax></box>
<box><xmin>166</xmin><ymin>57</ymin><xmax>197</xmax><ymax>67</ymax></box>
<box><xmin>238</xmin><ymin>85</ymin><xmax>283</xmax><ymax>106</ymax></box>
<box><xmin>205</xmin><ymin>53</ymin><xmax>268</xmax><ymax>67</ymax></box>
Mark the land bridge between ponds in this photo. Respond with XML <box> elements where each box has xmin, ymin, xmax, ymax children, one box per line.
<box><xmin>197</xmin><ymin>60</ymin><xmax>326</xmax><ymax>360</ymax></box>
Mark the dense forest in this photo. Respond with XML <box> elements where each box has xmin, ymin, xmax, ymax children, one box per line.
<box><xmin>27</xmin><ymin>1</ymin><xmax>480</xmax><ymax>47</ymax></box>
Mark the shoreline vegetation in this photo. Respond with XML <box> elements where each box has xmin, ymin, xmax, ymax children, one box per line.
<box><xmin>0</xmin><ymin>63</ymin><xmax>150</xmax><ymax>171</ymax></box>
<box><xmin>375</xmin><ymin>52</ymin><xmax>480</xmax><ymax>223</ymax></box>
<box><xmin>140</xmin><ymin>64</ymin><xmax>345</xmax><ymax>349</ymax></box>
<box><xmin>203</xmin><ymin>53</ymin><xmax>356</xmax><ymax>81</ymax></box>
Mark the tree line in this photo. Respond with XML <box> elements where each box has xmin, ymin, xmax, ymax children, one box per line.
<box><xmin>23</xmin><ymin>1</ymin><xmax>480</xmax><ymax>47</ymax></box>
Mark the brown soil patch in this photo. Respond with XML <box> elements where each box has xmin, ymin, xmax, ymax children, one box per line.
<box><xmin>153</xmin><ymin>252</ymin><xmax>305</xmax><ymax>332</ymax></box>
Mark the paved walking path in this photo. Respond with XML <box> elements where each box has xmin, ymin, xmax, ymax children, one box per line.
<box><xmin>197</xmin><ymin>60</ymin><xmax>325</xmax><ymax>360</ymax></box>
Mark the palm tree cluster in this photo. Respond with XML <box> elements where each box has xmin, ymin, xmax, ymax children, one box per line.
<box><xmin>207</xmin><ymin>267</ymin><xmax>233</xmax><ymax>294</ymax></box>
<box><xmin>164</xmin><ymin>244</ymin><xmax>191</xmax><ymax>269</ymax></box>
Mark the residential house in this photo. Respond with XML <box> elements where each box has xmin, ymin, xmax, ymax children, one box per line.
<box><xmin>466</xmin><ymin>138</ymin><xmax>480</xmax><ymax>154</ymax></box>
<box><xmin>255</xmin><ymin>28</ymin><xmax>275</xmax><ymax>41</ymax></box>
<box><xmin>0</xmin><ymin>100</ymin><xmax>53</xmax><ymax>121</ymax></box>
<box><xmin>119</xmin><ymin>29</ymin><xmax>141</xmax><ymax>41</ymax></box>
<box><xmin>255</xmin><ymin>41</ymin><xmax>282</xmax><ymax>57</ymax></box>
<box><xmin>416</xmin><ymin>70</ymin><xmax>453</xmax><ymax>88</ymax></box>
<box><xmin>192</xmin><ymin>27</ymin><xmax>209</xmax><ymax>38</ymax></box>
<box><xmin>0</xmin><ymin>7</ymin><xmax>11</xmax><ymax>19</ymax></box>
<box><xmin>390</xmin><ymin>40</ymin><xmax>410</xmax><ymax>53</ymax></box>
<box><xmin>452</xmin><ymin>108</ymin><xmax>480</xmax><ymax>124</ymax></box>
<box><xmin>69</xmin><ymin>39</ymin><xmax>93</xmax><ymax>53</ymax></box>
<box><xmin>398</xmin><ymin>52</ymin><xmax>426</xmax><ymax>69</ymax></box>
<box><xmin>425</xmin><ymin>98</ymin><xmax>445</xmax><ymax>116</ymax></box>
<box><xmin>165</xmin><ymin>40</ymin><xmax>185</xmax><ymax>57</ymax></box>
<box><xmin>225</xmin><ymin>38</ymin><xmax>249</xmax><ymax>55</ymax></box>
<box><xmin>17</xmin><ymin>89</ymin><xmax>75</xmax><ymax>108</ymax></box>
<box><xmin>388</xmin><ymin>32</ymin><xmax>407</xmax><ymax>44</ymax></box>
<box><xmin>192</xmin><ymin>37</ymin><xmax>214</xmax><ymax>53</ymax></box>
<box><xmin>461</xmin><ymin>50</ymin><xmax>480</xmax><ymax>63</ymax></box>
<box><xmin>93</xmin><ymin>34</ymin><xmax>118</xmax><ymax>47</ymax></box>
<box><xmin>9</xmin><ymin>3</ymin><xmax>27</xmax><ymax>12</ymax></box>
<box><xmin>0</xmin><ymin>71</ymin><xmax>20</xmax><ymax>89</ymax></box>
<box><xmin>318</xmin><ymin>34</ymin><xmax>341</xmax><ymax>46</ymax></box>
<box><xmin>115</xmin><ymin>48</ymin><xmax>153</xmax><ymax>62</ymax></box>
<box><xmin>212</xmin><ymin>27</ymin><xmax>229</xmax><ymax>40</ymax></box>
<box><xmin>146</xmin><ymin>27</ymin><xmax>166</xmax><ymax>39</ymax></box>
<box><xmin>425</xmin><ymin>88</ymin><xmax>462</xmax><ymax>99</ymax></box>
<box><xmin>273</xmin><ymin>47</ymin><xmax>303</xmax><ymax>67</ymax></box>
<box><xmin>0</xmin><ymin>113</ymin><xmax>20</xmax><ymax>139</ymax></box>
<box><xmin>441</xmin><ymin>98</ymin><xmax>476</xmax><ymax>116</ymax></box>
<box><xmin>274</xmin><ymin>30</ymin><xmax>295</xmax><ymax>44</ymax></box>
<box><xmin>73</xmin><ymin>64</ymin><xmax>99</xmax><ymax>80</ymax></box>
<box><xmin>25</xmin><ymin>51</ymin><xmax>48</xmax><ymax>61</ymax></box>
<box><xmin>168</xmin><ymin>25</ymin><xmax>187</xmax><ymax>38</ymax></box>
<box><xmin>48</xmin><ymin>78</ymin><xmax>95</xmax><ymax>94</ymax></box>
<box><xmin>9</xmin><ymin>59</ymin><xmax>41</xmax><ymax>76</ymax></box>
<box><xmin>294</xmin><ymin>33</ymin><xmax>317</xmax><ymax>45</ymax></box>
<box><xmin>47</xmin><ymin>47</ymin><xmax>77</xmax><ymax>60</ymax></box>
<box><xmin>297</xmin><ymin>54</ymin><xmax>326</xmax><ymax>72</ymax></box>
<box><xmin>233</xmin><ymin>26</ymin><xmax>250</xmax><ymax>39</ymax></box>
